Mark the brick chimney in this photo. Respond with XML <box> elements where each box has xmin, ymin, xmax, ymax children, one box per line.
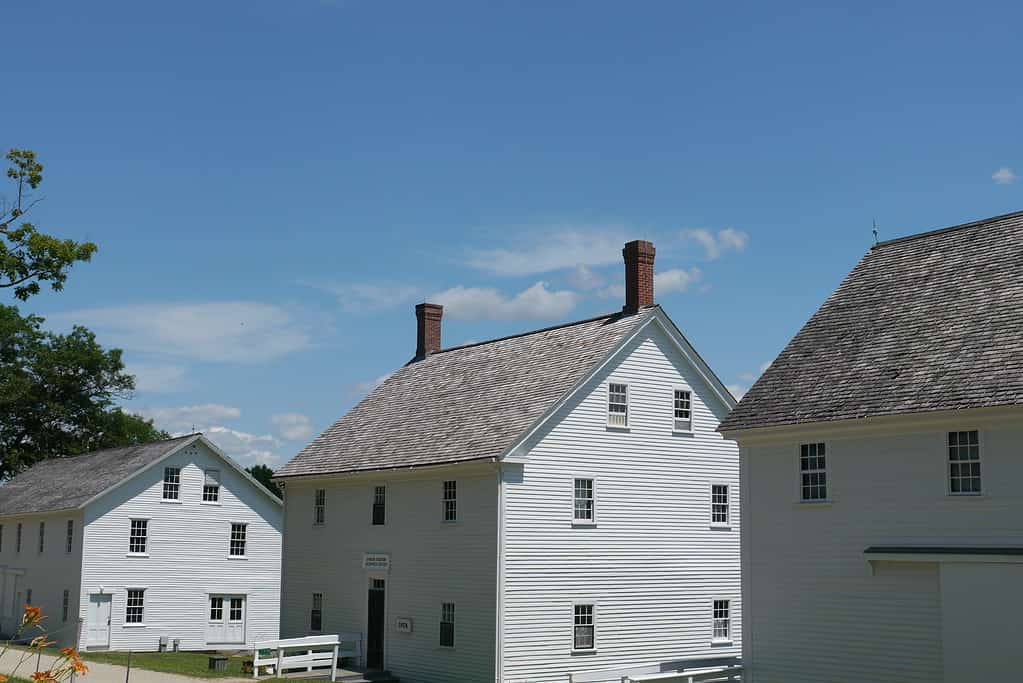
<box><xmin>415</xmin><ymin>303</ymin><xmax>443</xmax><ymax>359</ymax></box>
<box><xmin>622</xmin><ymin>240</ymin><xmax>655</xmax><ymax>314</ymax></box>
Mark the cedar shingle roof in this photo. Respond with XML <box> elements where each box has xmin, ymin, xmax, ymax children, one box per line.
<box><xmin>0</xmin><ymin>435</ymin><xmax>196</xmax><ymax>516</ymax></box>
<box><xmin>275</xmin><ymin>309</ymin><xmax>655</xmax><ymax>478</ymax></box>
<box><xmin>720</xmin><ymin>210</ymin><xmax>1023</xmax><ymax>433</ymax></box>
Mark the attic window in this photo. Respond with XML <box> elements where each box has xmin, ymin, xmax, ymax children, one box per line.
<box><xmin>203</xmin><ymin>470</ymin><xmax>220</xmax><ymax>502</ymax></box>
<box><xmin>673</xmin><ymin>388</ymin><xmax>693</xmax><ymax>432</ymax></box>
<box><xmin>163</xmin><ymin>467</ymin><xmax>181</xmax><ymax>500</ymax></box>
<box><xmin>607</xmin><ymin>383</ymin><xmax>629</xmax><ymax>428</ymax></box>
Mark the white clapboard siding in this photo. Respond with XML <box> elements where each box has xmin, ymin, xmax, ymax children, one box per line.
<box><xmin>280</xmin><ymin>463</ymin><xmax>498</xmax><ymax>683</ymax></box>
<box><xmin>501</xmin><ymin>323</ymin><xmax>741</xmax><ymax>682</ymax></box>
<box><xmin>741</xmin><ymin>420</ymin><xmax>1023</xmax><ymax>682</ymax></box>
<box><xmin>78</xmin><ymin>439</ymin><xmax>282</xmax><ymax>651</ymax></box>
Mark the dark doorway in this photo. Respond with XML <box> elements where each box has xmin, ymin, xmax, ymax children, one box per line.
<box><xmin>367</xmin><ymin>578</ymin><xmax>385</xmax><ymax>669</ymax></box>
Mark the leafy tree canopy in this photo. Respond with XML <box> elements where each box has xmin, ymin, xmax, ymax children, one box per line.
<box><xmin>1</xmin><ymin>148</ymin><xmax>98</xmax><ymax>300</ymax></box>
<box><xmin>246</xmin><ymin>463</ymin><xmax>282</xmax><ymax>498</ymax></box>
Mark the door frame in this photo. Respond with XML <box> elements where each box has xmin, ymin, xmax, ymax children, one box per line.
<box><xmin>87</xmin><ymin>592</ymin><xmax>112</xmax><ymax>650</ymax></box>
<box><xmin>365</xmin><ymin>574</ymin><xmax>387</xmax><ymax>670</ymax></box>
<box><xmin>205</xmin><ymin>593</ymin><xmax>248</xmax><ymax>646</ymax></box>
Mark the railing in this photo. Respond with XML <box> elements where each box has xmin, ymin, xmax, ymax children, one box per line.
<box><xmin>251</xmin><ymin>633</ymin><xmax>363</xmax><ymax>680</ymax></box>
<box><xmin>570</xmin><ymin>655</ymin><xmax>742</xmax><ymax>683</ymax></box>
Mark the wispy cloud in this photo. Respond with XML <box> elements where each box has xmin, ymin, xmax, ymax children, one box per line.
<box><xmin>271</xmin><ymin>413</ymin><xmax>314</xmax><ymax>441</ymax></box>
<box><xmin>128</xmin><ymin>363</ymin><xmax>189</xmax><ymax>393</ymax></box>
<box><xmin>726</xmin><ymin>384</ymin><xmax>748</xmax><ymax>399</ymax></box>
<box><xmin>993</xmin><ymin>167</ymin><xmax>1018</xmax><ymax>185</ymax></box>
<box><xmin>51</xmin><ymin>302</ymin><xmax>313</xmax><ymax>364</ymax></box>
<box><xmin>204</xmin><ymin>426</ymin><xmax>283</xmax><ymax>468</ymax></box>
<box><xmin>568</xmin><ymin>264</ymin><xmax>606</xmax><ymax>290</ymax></box>
<box><xmin>598</xmin><ymin>267</ymin><xmax>702</xmax><ymax>299</ymax></box>
<box><xmin>310</xmin><ymin>283</ymin><xmax>422</xmax><ymax>313</ymax></box>
<box><xmin>431</xmin><ymin>281</ymin><xmax>578</xmax><ymax>320</ymax></box>
<box><xmin>682</xmin><ymin>228</ymin><xmax>750</xmax><ymax>260</ymax></box>
<box><xmin>141</xmin><ymin>403</ymin><xmax>242</xmax><ymax>433</ymax></box>
<box><xmin>140</xmin><ymin>403</ymin><xmax>289</xmax><ymax>467</ymax></box>
<box><xmin>466</xmin><ymin>229</ymin><xmax>629</xmax><ymax>276</ymax></box>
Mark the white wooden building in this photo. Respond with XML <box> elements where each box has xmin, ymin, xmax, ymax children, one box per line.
<box><xmin>719</xmin><ymin>210</ymin><xmax>1023</xmax><ymax>682</ymax></box>
<box><xmin>0</xmin><ymin>434</ymin><xmax>283</xmax><ymax>651</ymax></box>
<box><xmin>275</xmin><ymin>241</ymin><xmax>741</xmax><ymax>682</ymax></box>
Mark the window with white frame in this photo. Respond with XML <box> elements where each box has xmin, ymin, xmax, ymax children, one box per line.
<box><xmin>948</xmin><ymin>430</ymin><xmax>981</xmax><ymax>494</ymax></box>
<box><xmin>310</xmin><ymin>593</ymin><xmax>323</xmax><ymax>631</ymax></box>
<box><xmin>440</xmin><ymin>602</ymin><xmax>455</xmax><ymax>647</ymax></box>
<box><xmin>229</xmin><ymin>597</ymin><xmax>243</xmax><ymax>622</ymax></box>
<box><xmin>66</xmin><ymin>519</ymin><xmax>73</xmax><ymax>553</ymax></box>
<box><xmin>607</xmin><ymin>383</ymin><xmax>628</xmax><ymax>427</ymax></box>
<box><xmin>712</xmin><ymin>599</ymin><xmax>731</xmax><ymax>641</ymax></box>
<box><xmin>372</xmin><ymin>486</ymin><xmax>386</xmax><ymax>525</ymax></box>
<box><xmin>62</xmin><ymin>589</ymin><xmax>70</xmax><ymax>622</ymax></box>
<box><xmin>673</xmin><ymin>388</ymin><xmax>693</xmax><ymax>432</ymax></box>
<box><xmin>210</xmin><ymin>596</ymin><xmax>223</xmax><ymax>620</ymax></box>
<box><xmin>37</xmin><ymin>521</ymin><xmax>44</xmax><ymax>553</ymax></box>
<box><xmin>203</xmin><ymin>470</ymin><xmax>220</xmax><ymax>502</ymax></box>
<box><xmin>711</xmin><ymin>484</ymin><xmax>729</xmax><ymax>525</ymax></box>
<box><xmin>128</xmin><ymin>519</ymin><xmax>148</xmax><ymax>554</ymax></box>
<box><xmin>229</xmin><ymin>523</ymin><xmax>247</xmax><ymax>557</ymax></box>
<box><xmin>125</xmin><ymin>589</ymin><xmax>145</xmax><ymax>624</ymax></box>
<box><xmin>16</xmin><ymin>523</ymin><xmax>22</xmax><ymax>553</ymax></box>
<box><xmin>314</xmin><ymin>489</ymin><xmax>325</xmax><ymax>525</ymax></box>
<box><xmin>163</xmin><ymin>467</ymin><xmax>181</xmax><ymax>500</ymax></box>
<box><xmin>573</xmin><ymin>478</ymin><xmax>595</xmax><ymax>523</ymax></box>
<box><xmin>443</xmin><ymin>481</ymin><xmax>457</xmax><ymax>522</ymax></box>
<box><xmin>573</xmin><ymin>604</ymin><xmax>595</xmax><ymax>650</ymax></box>
<box><xmin>799</xmin><ymin>442</ymin><xmax>827</xmax><ymax>501</ymax></box>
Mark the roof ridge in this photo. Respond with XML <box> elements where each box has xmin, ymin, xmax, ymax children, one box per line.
<box><xmin>47</xmin><ymin>434</ymin><xmax>198</xmax><ymax>462</ymax></box>
<box><xmin>873</xmin><ymin>208</ymin><xmax>1023</xmax><ymax>249</ymax></box>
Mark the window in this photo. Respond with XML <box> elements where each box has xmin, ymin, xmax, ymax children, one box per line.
<box><xmin>948</xmin><ymin>430</ymin><xmax>981</xmax><ymax>494</ymax></box>
<box><xmin>573</xmin><ymin>478</ymin><xmax>595</xmax><ymax>523</ymax></box>
<box><xmin>372</xmin><ymin>486</ymin><xmax>386</xmax><ymax>525</ymax></box>
<box><xmin>62</xmin><ymin>589</ymin><xmax>70</xmax><ymax>622</ymax></box>
<box><xmin>210</xmin><ymin>596</ymin><xmax>223</xmax><ymax>620</ymax></box>
<box><xmin>573</xmin><ymin>604</ymin><xmax>595</xmax><ymax>650</ymax></box>
<box><xmin>129</xmin><ymin>519</ymin><xmax>148</xmax><ymax>554</ymax></box>
<box><xmin>230</xmin><ymin>597</ymin><xmax>243</xmax><ymax>621</ymax></box>
<box><xmin>66</xmin><ymin>520</ymin><xmax>74</xmax><ymax>553</ymax></box>
<box><xmin>38</xmin><ymin>521</ymin><xmax>45</xmax><ymax>553</ymax></box>
<box><xmin>673</xmin><ymin>388</ymin><xmax>693</xmax><ymax>432</ymax></box>
<box><xmin>16</xmin><ymin>523</ymin><xmax>22</xmax><ymax>553</ymax></box>
<box><xmin>314</xmin><ymin>489</ymin><xmax>325</xmax><ymax>525</ymax></box>
<box><xmin>203</xmin><ymin>470</ymin><xmax>220</xmax><ymax>502</ymax></box>
<box><xmin>712</xmin><ymin>599</ymin><xmax>731</xmax><ymax>641</ymax></box>
<box><xmin>26</xmin><ymin>589</ymin><xmax>32</xmax><ymax>605</ymax></box>
<box><xmin>443</xmin><ymin>481</ymin><xmax>457</xmax><ymax>522</ymax></box>
<box><xmin>310</xmin><ymin>593</ymin><xmax>323</xmax><ymax>631</ymax></box>
<box><xmin>229</xmin><ymin>523</ymin><xmax>247</xmax><ymax>557</ymax></box>
<box><xmin>799</xmin><ymin>442</ymin><xmax>827</xmax><ymax>501</ymax></box>
<box><xmin>126</xmin><ymin>589</ymin><xmax>145</xmax><ymax>624</ymax></box>
<box><xmin>440</xmin><ymin>602</ymin><xmax>455</xmax><ymax>648</ymax></box>
<box><xmin>607</xmin><ymin>383</ymin><xmax>628</xmax><ymax>427</ymax></box>
<box><xmin>163</xmin><ymin>467</ymin><xmax>181</xmax><ymax>500</ymax></box>
<box><xmin>711</xmin><ymin>484</ymin><xmax>729</xmax><ymax>525</ymax></box>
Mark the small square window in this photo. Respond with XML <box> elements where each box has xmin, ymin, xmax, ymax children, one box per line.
<box><xmin>210</xmin><ymin>596</ymin><xmax>224</xmax><ymax>621</ymax></box>
<box><xmin>673</xmin><ymin>389</ymin><xmax>693</xmax><ymax>432</ymax></box>
<box><xmin>948</xmin><ymin>430</ymin><xmax>981</xmax><ymax>495</ymax></box>
<box><xmin>799</xmin><ymin>443</ymin><xmax>827</xmax><ymax>501</ymax></box>
<box><xmin>573</xmin><ymin>604</ymin><xmax>595</xmax><ymax>650</ymax></box>
<box><xmin>229</xmin><ymin>597</ymin><xmax>243</xmax><ymax>622</ymax></box>
<box><xmin>163</xmin><ymin>467</ymin><xmax>181</xmax><ymax>500</ymax></box>
<box><xmin>608</xmin><ymin>383</ymin><xmax>629</xmax><ymax>427</ymax></box>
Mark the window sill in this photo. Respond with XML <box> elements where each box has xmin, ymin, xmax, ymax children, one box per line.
<box><xmin>571</xmin><ymin>649</ymin><xmax>597</xmax><ymax>656</ymax></box>
<box><xmin>441</xmin><ymin>520</ymin><xmax>459</xmax><ymax>525</ymax></box>
<box><xmin>160</xmin><ymin>499</ymin><xmax>182</xmax><ymax>504</ymax></box>
<box><xmin>672</xmin><ymin>429</ymin><xmax>695</xmax><ymax>436</ymax></box>
<box><xmin>572</xmin><ymin>521</ymin><xmax>597</xmax><ymax>528</ymax></box>
<box><xmin>709</xmin><ymin>524</ymin><xmax>732</xmax><ymax>531</ymax></box>
<box><xmin>710</xmin><ymin>639</ymin><xmax>733</xmax><ymax>647</ymax></box>
<box><xmin>435</xmin><ymin>646</ymin><xmax>455</xmax><ymax>651</ymax></box>
<box><xmin>947</xmin><ymin>492</ymin><xmax>985</xmax><ymax>499</ymax></box>
<box><xmin>227</xmin><ymin>555</ymin><xmax>248</xmax><ymax>560</ymax></box>
<box><xmin>200</xmin><ymin>501</ymin><xmax>222</xmax><ymax>506</ymax></box>
<box><xmin>126</xmin><ymin>553</ymin><xmax>150</xmax><ymax>558</ymax></box>
<box><xmin>123</xmin><ymin>624</ymin><xmax>147</xmax><ymax>629</ymax></box>
<box><xmin>313</xmin><ymin>522</ymin><xmax>325</xmax><ymax>527</ymax></box>
<box><xmin>605</xmin><ymin>425</ymin><xmax>630</xmax><ymax>432</ymax></box>
<box><xmin>794</xmin><ymin>500</ymin><xmax>832</xmax><ymax>508</ymax></box>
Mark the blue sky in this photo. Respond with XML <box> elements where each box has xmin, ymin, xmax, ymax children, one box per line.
<box><xmin>6</xmin><ymin>0</ymin><xmax>1022</xmax><ymax>467</ymax></box>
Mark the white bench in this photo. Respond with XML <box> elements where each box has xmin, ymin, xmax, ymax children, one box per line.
<box><xmin>251</xmin><ymin>634</ymin><xmax>362</xmax><ymax>680</ymax></box>
<box><xmin>569</xmin><ymin>655</ymin><xmax>742</xmax><ymax>683</ymax></box>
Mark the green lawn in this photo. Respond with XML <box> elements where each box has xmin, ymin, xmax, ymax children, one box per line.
<box><xmin>77</xmin><ymin>650</ymin><xmax>250</xmax><ymax>678</ymax></box>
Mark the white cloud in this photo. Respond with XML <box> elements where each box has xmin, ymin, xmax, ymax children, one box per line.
<box><xmin>203</xmin><ymin>426</ymin><xmax>282</xmax><ymax>468</ymax></box>
<box><xmin>466</xmin><ymin>230</ymin><xmax>628</xmax><ymax>275</ymax></box>
<box><xmin>727</xmin><ymin>384</ymin><xmax>748</xmax><ymax>399</ymax></box>
<box><xmin>431</xmin><ymin>281</ymin><xmax>579</xmax><ymax>320</ymax></box>
<box><xmin>140</xmin><ymin>404</ymin><xmax>242</xmax><ymax>433</ymax></box>
<box><xmin>350</xmin><ymin>373</ymin><xmax>392</xmax><ymax>397</ymax></box>
<box><xmin>313</xmin><ymin>283</ymin><xmax>422</xmax><ymax>313</ymax></box>
<box><xmin>568</xmin><ymin>264</ymin><xmax>606</xmax><ymax>290</ymax></box>
<box><xmin>655</xmin><ymin>267</ymin><xmax>702</xmax><ymax>294</ymax></box>
<box><xmin>128</xmin><ymin>363</ymin><xmax>189</xmax><ymax>393</ymax></box>
<box><xmin>992</xmin><ymin>167</ymin><xmax>1018</xmax><ymax>185</ymax></box>
<box><xmin>51</xmin><ymin>302</ymin><xmax>312</xmax><ymax>364</ymax></box>
<box><xmin>682</xmin><ymin>228</ymin><xmax>750</xmax><ymax>260</ymax></box>
<box><xmin>271</xmin><ymin>413</ymin><xmax>314</xmax><ymax>441</ymax></box>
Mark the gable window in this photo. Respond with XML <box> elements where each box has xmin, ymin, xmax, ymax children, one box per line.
<box><xmin>16</xmin><ymin>523</ymin><xmax>22</xmax><ymax>553</ymax></box>
<box><xmin>163</xmin><ymin>467</ymin><xmax>181</xmax><ymax>500</ymax></box>
<box><xmin>711</xmin><ymin>484</ymin><xmax>729</xmax><ymax>525</ymax></box>
<box><xmin>607</xmin><ymin>383</ymin><xmax>629</xmax><ymax>428</ymax></box>
<box><xmin>440</xmin><ymin>602</ymin><xmax>455</xmax><ymax>648</ymax></box>
<box><xmin>66</xmin><ymin>520</ymin><xmax>74</xmax><ymax>553</ymax></box>
<box><xmin>314</xmin><ymin>489</ymin><xmax>325</xmax><ymax>525</ymax></box>
<box><xmin>799</xmin><ymin>442</ymin><xmax>827</xmax><ymax>501</ymax></box>
<box><xmin>210</xmin><ymin>596</ymin><xmax>223</xmax><ymax>620</ymax></box>
<box><xmin>229</xmin><ymin>523</ymin><xmax>247</xmax><ymax>557</ymax></box>
<box><xmin>372</xmin><ymin>486</ymin><xmax>386</xmax><ymax>525</ymax></box>
<box><xmin>62</xmin><ymin>589</ymin><xmax>70</xmax><ymax>622</ymax></box>
<box><xmin>125</xmin><ymin>589</ymin><xmax>145</xmax><ymax>624</ymax></box>
<box><xmin>573</xmin><ymin>604</ymin><xmax>595</xmax><ymax>650</ymax></box>
<box><xmin>203</xmin><ymin>470</ymin><xmax>220</xmax><ymax>502</ymax></box>
<box><xmin>311</xmin><ymin>593</ymin><xmax>323</xmax><ymax>631</ymax></box>
<box><xmin>712</xmin><ymin>599</ymin><xmax>731</xmax><ymax>642</ymax></box>
<box><xmin>443</xmin><ymin>481</ymin><xmax>457</xmax><ymax>522</ymax></box>
<box><xmin>230</xmin><ymin>597</ymin><xmax>243</xmax><ymax>622</ymax></box>
<box><xmin>129</xmin><ymin>519</ymin><xmax>148</xmax><ymax>554</ymax></box>
<box><xmin>573</xmin><ymin>478</ymin><xmax>595</xmax><ymax>524</ymax></box>
<box><xmin>673</xmin><ymin>388</ymin><xmax>693</xmax><ymax>432</ymax></box>
<box><xmin>948</xmin><ymin>430</ymin><xmax>981</xmax><ymax>495</ymax></box>
<box><xmin>38</xmin><ymin>521</ymin><xmax>44</xmax><ymax>553</ymax></box>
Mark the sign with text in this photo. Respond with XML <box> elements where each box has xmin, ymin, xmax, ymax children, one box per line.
<box><xmin>362</xmin><ymin>553</ymin><xmax>391</xmax><ymax>571</ymax></box>
<box><xmin>395</xmin><ymin>618</ymin><xmax>413</xmax><ymax>633</ymax></box>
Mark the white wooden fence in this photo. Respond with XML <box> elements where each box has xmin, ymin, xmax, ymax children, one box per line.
<box><xmin>250</xmin><ymin>633</ymin><xmax>363</xmax><ymax>680</ymax></box>
<box><xmin>570</xmin><ymin>655</ymin><xmax>742</xmax><ymax>683</ymax></box>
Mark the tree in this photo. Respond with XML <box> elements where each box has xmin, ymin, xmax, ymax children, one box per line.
<box><xmin>1</xmin><ymin>149</ymin><xmax>97</xmax><ymax>300</ymax></box>
<box><xmin>0</xmin><ymin>305</ymin><xmax>169</xmax><ymax>480</ymax></box>
<box><xmin>246</xmin><ymin>463</ymin><xmax>282</xmax><ymax>498</ymax></box>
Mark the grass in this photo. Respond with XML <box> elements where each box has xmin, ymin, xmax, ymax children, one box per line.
<box><xmin>77</xmin><ymin>649</ymin><xmax>250</xmax><ymax>678</ymax></box>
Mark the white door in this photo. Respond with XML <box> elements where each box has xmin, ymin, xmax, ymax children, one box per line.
<box><xmin>206</xmin><ymin>595</ymin><xmax>246</xmax><ymax>644</ymax></box>
<box><xmin>87</xmin><ymin>594</ymin><xmax>111</xmax><ymax>648</ymax></box>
